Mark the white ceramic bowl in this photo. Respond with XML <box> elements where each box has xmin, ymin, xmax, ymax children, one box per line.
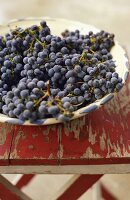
<box><xmin>0</xmin><ymin>17</ymin><xmax>129</xmax><ymax>125</ymax></box>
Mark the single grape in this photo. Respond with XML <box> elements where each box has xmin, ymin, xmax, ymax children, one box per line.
<box><xmin>73</xmin><ymin>88</ymin><xmax>81</xmax><ymax>95</ymax></box>
<box><xmin>63</xmin><ymin>102</ymin><xmax>71</xmax><ymax>109</ymax></box>
<box><xmin>20</xmin><ymin>90</ymin><xmax>29</xmax><ymax>98</ymax></box>
<box><xmin>48</xmin><ymin>106</ymin><xmax>59</xmax><ymax>115</ymax></box>
<box><xmin>57</xmin><ymin>114</ymin><xmax>70</xmax><ymax>122</ymax></box>
<box><xmin>26</xmin><ymin>101</ymin><xmax>34</xmax><ymax>110</ymax></box>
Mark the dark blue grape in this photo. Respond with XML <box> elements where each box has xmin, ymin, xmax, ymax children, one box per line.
<box><xmin>53</xmin><ymin>72</ymin><xmax>61</xmax><ymax>80</ymax></box>
<box><xmin>20</xmin><ymin>90</ymin><xmax>29</xmax><ymax>98</ymax></box>
<box><xmin>111</xmin><ymin>77</ymin><xmax>118</xmax><ymax>84</ymax></box>
<box><xmin>61</xmin><ymin>97</ymin><xmax>70</xmax><ymax>103</ymax></box>
<box><xmin>63</xmin><ymin>102</ymin><xmax>71</xmax><ymax>109</ymax></box>
<box><xmin>32</xmin><ymin>88</ymin><xmax>40</xmax><ymax>95</ymax></box>
<box><xmin>84</xmin><ymin>75</ymin><xmax>91</xmax><ymax>82</ymax></box>
<box><xmin>106</xmin><ymin>81</ymin><xmax>113</xmax><ymax>88</ymax></box>
<box><xmin>116</xmin><ymin>83</ymin><xmax>123</xmax><ymax>91</ymax></box>
<box><xmin>70</xmin><ymin>96</ymin><xmax>78</xmax><ymax>104</ymax></box>
<box><xmin>27</xmin><ymin>82</ymin><xmax>36</xmax><ymax>89</ymax></box>
<box><xmin>26</xmin><ymin>101</ymin><xmax>34</xmax><ymax>110</ymax></box>
<box><xmin>88</xmin><ymin>80</ymin><xmax>93</xmax><ymax>86</ymax></box>
<box><xmin>106</xmin><ymin>72</ymin><xmax>112</xmax><ymax>79</ymax></box>
<box><xmin>73</xmin><ymin>88</ymin><xmax>81</xmax><ymax>95</ymax></box>
<box><xmin>57</xmin><ymin>114</ymin><xmax>70</xmax><ymax>122</ymax></box>
<box><xmin>13</xmin><ymin>108</ymin><xmax>21</xmax><ymax>116</ymax></box>
<box><xmin>77</xmin><ymin>71</ymin><xmax>86</xmax><ymax>78</ymax></box>
<box><xmin>65</xmin><ymin>59</ymin><xmax>71</xmax><ymax>66</ymax></box>
<box><xmin>84</xmin><ymin>92</ymin><xmax>91</xmax><ymax>100</ymax></box>
<box><xmin>37</xmin><ymin>81</ymin><xmax>45</xmax><ymax>89</ymax></box>
<box><xmin>57</xmin><ymin>91</ymin><xmax>65</xmax><ymax>98</ymax></box>
<box><xmin>93</xmin><ymin>79</ymin><xmax>99</xmax><ymax>87</ymax></box>
<box><xmin>94</xmin><ymin>88</ymin><xmax>102</xmax><ymax>95</ymax></box>
<box><xmin>48</xmin><ymin>106</ymin><xmax>59</xmax><ymax>115</ymax></box>
<box><xmin>78</xmin><ymin>96</ymin><xmax>84</xmax><ymax>103</ymax></box>
<box><xmin>67</xmin><ymin>77</ymin><xmax>76</xmax><ymax>84</ymax></box>
<box><xmin>65</xmin><ymin>70</ymin><xmax>76</xmax><ymax>79</ymax></box>
<box><xmin>112</xmin><ymin>72</ymin><xmax>118</xmax><ymax>78</ymax></box>
<box><xmin>81</xmin><ymin>83</ymin><xmax>89</xmax><ymax>91</ymax></box>
<box><xmin>74</xmin><ymin>65</ymin><xmax>81</xmax><ymax>73</ymax></box>
<box><xmin>23</xmin><ymin>110</ymin><xmax>31</xmax><ymax>118</ymax></box>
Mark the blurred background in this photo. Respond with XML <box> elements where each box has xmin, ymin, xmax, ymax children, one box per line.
<box><xmin>0</xmin><ymin>0</ymin><xmax>130</xmax><ymax>47</ymax></box>
<box><xmin>1</xmin><ymin>0</ymin><xmax>130</xmax><ymax>199</ymax></box>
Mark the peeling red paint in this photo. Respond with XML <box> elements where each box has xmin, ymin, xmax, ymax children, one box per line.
<box><xmin>60</xmin><ymin>76</ymin><xmax>130</xmax><ymax>165</ymax></box>
<box><xmin>9</xmin><ymin>125</ymin><xmax>61</xmax><ymax>165</ymax></box>
<box><xmin>0</xmin><ymin>123</ymin><xmax>14</xmax><ymax>165</ymax></box>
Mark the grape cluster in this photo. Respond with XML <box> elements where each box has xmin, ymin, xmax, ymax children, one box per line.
<box><xmin>0</xmin><ymin>20</ymin><xmax>123</xmax><ymax>122</ymax></box>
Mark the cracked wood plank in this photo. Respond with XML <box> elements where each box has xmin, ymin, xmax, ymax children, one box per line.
<box><xmin>0</xmin><ymin>123</ymin><xmax>14</xmax><ymax>165</ymax></box>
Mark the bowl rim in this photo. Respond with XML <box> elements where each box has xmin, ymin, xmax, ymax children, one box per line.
<box><xmin>0</xmin><ymin>17</ymin><xmax>129</xmax><ymax>126</ymax></box>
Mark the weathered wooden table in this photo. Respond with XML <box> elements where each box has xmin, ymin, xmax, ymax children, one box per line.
<box><xmin>0</xmin><ymin>75</ymin><xmax>130</xmax><ymax>199</ymax></box>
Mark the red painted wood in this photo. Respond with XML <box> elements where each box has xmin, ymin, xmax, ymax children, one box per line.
<box><xmin>9</xmin><ymin>124</ymin><xmax>61</xmax><ymax>165</ymax></box>
<box><xmin>0</xmin><ymin>185</ymin><xmax>21</xmax><ymax>200</ymax></box>
<box><xmin>59</xmin><ymin>158</ymin><xmax>130</xmax><ymax>165</ymax></box>
<box><xmin>16</xmin><ymin>174</ymin><xmax>35</xmax><ymax>189</ymax></box>
<box><xmin>57</xmin><ymin>175</ymin><xmax>102</xmax><ymax>200</ymax></box>
<box><xmin>101</xmin><ymin>183</ymin><xmax>117</xmax><ymax>200</ymax></box>
<box><xmin>59</xmin><ymin>77</ymin><xmax>130</xmax><ymax>165</ymax></box>
<box><xmin>16</xmin><ymin>174</ymin><xmax>117</xmax><ymax>200</ymax></box>
<box><xmin>0</xmin><ymin>175</ymin><xmax>31</xmax><ymax>200</ymax></box>
<box><xmin>0</xmin><ymin>123</ymin><xmax>14</xmax><ymax>165</ymax></box>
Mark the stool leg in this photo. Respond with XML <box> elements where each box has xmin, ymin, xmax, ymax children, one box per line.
<box><xmin>56</xmin><ymin>175</ymin><xmax>103</xmax><ymax>200</ymax></box>
<box><xmin>101</xmin><ymin>183</ymin><xmax>117</xmax><ymax>200</ymax></box>
<box><xmin>15</xmin><ymin>174</ymin><xmax>35</xmax><ymax>189</ymax></box>
<box><xmin>0</xmin><ymin>175</ymin><xmax>32</xmax><ymax>200</ymax></box>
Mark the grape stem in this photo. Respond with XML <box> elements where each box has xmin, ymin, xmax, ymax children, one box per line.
<box><xmin>34</xmin><ymin>92</ymin><xmax>49</xmax><ymax>107</ymax></box>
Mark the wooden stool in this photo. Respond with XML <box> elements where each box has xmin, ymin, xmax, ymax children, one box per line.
<box><xmin>0</xmin><ymin>75</ymin><xmax>130</xmax><ymax>199</ymax></box>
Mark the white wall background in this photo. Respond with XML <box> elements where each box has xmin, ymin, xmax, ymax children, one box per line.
<box><xmin>0</xmin><ymin>0</ymin><xmax>129</xmax><ymax>46</ymax></box>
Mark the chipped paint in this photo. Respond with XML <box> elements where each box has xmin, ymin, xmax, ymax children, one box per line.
<box><xmin>48</xmin><ymin>153</ymin><xmax>54</xmax><ymax>159</ymax></box>
<box><xmin>80</xmin><ymin>147</ymin><xmax>89</xmax><ymax>158</ymax></box>
<box><xmin>41</xmin><ymin>125</ymin><xmax>57</xmax><ymax>136</ymax></box>
<box><xmin>28</xmin><ymin>145</ymin><xmax>34</xmax><ymax>149</ymax></box>
<box><xmin>104</xmin><ymin>95</ymin><xmax>121</xmax><ymax>115</ymax></box>
<box><xmin>44</xmin><ymin>136</ymin><xmax>49</xmax><ymax>142</ymax></box>
<box><xmin>4</xmin><ymin>123</ymin><xmax>59</xmax><ymax>163</ymax></box>
<box><xmin>32</xmin><ymin>133</ymin><xmax>38</xmax><ymax>139</ymax></box>
<box><xmin>81</xmin><ymin>147</ymin><xmax>101</xmax><ymax>158</ymax></box>
<box><xmin>57</xmin><ymin>125</ymin><xmax>62</xmax><ymax>142</ymax></box>
<box><xmin>88</xmin><ymin>121</ymin><xmax>96</xmax><ymax>145</ymax></box>
<box><xmin>10</xmin><ymin>148</ymin><xmax>19</xmax><ymax>159</ymax></box>
<box><xmin>64</xmin><ymin>117</ymin><xmax>85</xmax><ymax>139</ymax></box>
<box><xmin>120</xmin><ymin>122</ymin><xmax>125</xmax><ymax>130</ymax></box>
<box><xmin>0</xmin><ymin>123</ymin><xmax>13</xmax><ymax>145</ymax></box>
<box><xmin>57</xmin><ymin>144</ymin><xmax>63</xmax><ymax>159</ymax></box>
<box><xmin>99</xmin><ymin>128</ymin><xmax>106</xmax><ymax>151</ymax></box>
<box><xmin>0</xmin><ymin>150</ymin><xmax>8</xmax><ymax>159</ymax></box>
<box><xmin>112</xmin><ymin>142</ymin><xmax>122</xmax><ymax>157</ymax></box>
<box><xmin>10</xmin><ymin>130</ymin><xmax>25</xmax><ymax>158</ymax></box>
<box><xmin>107</xmin><ymin>136</ymin><xmax>130</xmax><ymax>157</ymax></box>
